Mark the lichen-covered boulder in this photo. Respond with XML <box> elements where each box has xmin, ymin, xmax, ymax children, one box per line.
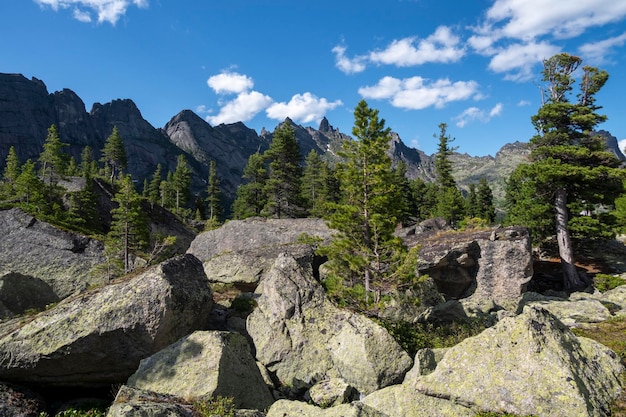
<box><xmin>361</xmin><ymin>384</ymin><xmax>475</xmax><ymax>417</ymax></box>
<box><xmin>0</xmin><ymin>272</ymin><xmax>59</xmax><ymax>320</ymax></box>
<box><xmin>410</xmin><ymin>306</ymin><xmax>624</xmax><ymax>417</ymax></box>
<box><xmin>0</xmin><ymin>254</ymin><xmax>213</xmax><ymax>386</ymax></box>
<box><xmin>187</xmin><ymin>217</ymin><xmax>332</xmax><ymax>285</ymax></box>
<box><xmin>107</xmin><ymin>385</ymin><xmax>195</xmax><ymax>417</ymax></box>
<box><xmin>308</xmin><ymin>378</ymin><xmax>357</xmax><ymax>407</ymax></box>
<box><xmin>265</xmin><ymin>399</ymin><xmax>385</xmax><ymax>417</ymax></box>
<box><xmin>127</xmin><ymin>331</ymin><xmax>274</xmax><ymax>411</ymax></box>
<box><xmin>0</xmin><ymin>208</ymin><xmax>106</xmax><ymax>298</ymax></box>
<box><xmin>523</xmin><ymin>297</ymin><xmax>612</xmax><ymax>326</ymax></box>
<box><xmin>247</xmin><ymin>253</ymin><xmax>412</xmax><ymax>396</ymax></box>
<box><xmin>601</xmin><ymin>285</ymin><xmax>626</xmax><ymax>311</ymax></box>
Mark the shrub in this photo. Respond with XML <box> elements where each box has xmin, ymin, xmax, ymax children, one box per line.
<box><xmin>193</xmin><ymin>396</ymin><xmax>236</xmax><ymax>417</ymax></box>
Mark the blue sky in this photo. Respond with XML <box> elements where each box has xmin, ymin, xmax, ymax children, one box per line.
<box><xmin>2</xmin><ymin>0</ymin><xmax>626</xmax><ymax>156</ymax></box>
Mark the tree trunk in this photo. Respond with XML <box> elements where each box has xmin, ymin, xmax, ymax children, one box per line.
<box><xmin>555</xmin><ymin>187</ymin><xmax>584</xmax><ymax>291</ymax></box>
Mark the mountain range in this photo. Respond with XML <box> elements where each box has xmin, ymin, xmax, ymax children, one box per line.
<box><xmin>1</xmin><ymin>73</ymin><xmax>623</xmax><ymax>210</ymax></box>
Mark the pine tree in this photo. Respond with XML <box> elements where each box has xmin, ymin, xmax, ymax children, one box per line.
<box><xmin>14</xmin><ymin>159</ymin><xmax>46</xmax><ymax>211</ymax></box>
<box><xmin>2</xmin><ymin>146</ymin><xmax>21</xmax><ymax>198</ymax></box>
<box><xmin>206</xmin><ymin>160</ymin><xmax>222</xmax><ymax>222</ymax></box>
<box><xmin>107</xmin><ymin>175</ymin><xmax>148</xmax><ymax>275</ymax></box>
<box><xmin>466</xmin><ymin>183</ymin><xmax>479</xmax><ymax>218</ymax></box>
<box><xmin>301</xmin><ymin>150</ymin><xmax>328</xmax><ymax>217</ymax></box>
<box><xmin>476</xmin><ymin>177</ymin><xmax>496</xmax><ymax>223</ymax></box>
<box><xmin>505</xmin><ymin>53</ymin><xmax>623</xmax><ymax>290</ymax></box>
<box><xmin>262</xmin><ymin>120</ymin><xmax>303</xmax><ymax>218</ymax></box>
<box><xmin>433</xmin><ymin>123</ymin><xmax>465</xmax><ymax>226</ymax></box>
<box><xmin>101</xmin><ymin>126</ymin><xmax>127</xmax><ymax>184</ymax></box>
<box><xmin>322</xmin><ymin>100</ymin><xmax>405</xmax><ymax>300</ymax></box>
<box><xmin>39</xmin><ymin>124</ymin><xmax>68</xmax><ymax>186</ymax></box>
<box><xmin>79</xmin><ymin>145</ymin><xmax>97</xmax><ymax>177</ymax></box>
<box><xmin>147</xmin><ymin>164</ymin><xmax>163</xmax><ymax>208</ymax></box>
<box><xmin>232</xmin><ymin>152</ymin><xmax>268</xmax><ymax>219</ymax></box>
<box><xmin>172</xmin><ymin>154</ymin><xmax>192</xmax><ymax>217</ymax></box>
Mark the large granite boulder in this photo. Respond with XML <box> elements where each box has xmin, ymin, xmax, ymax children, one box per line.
<box><xmin>0</xmin><ymin>272</ymin><xmax>59</xmax><ymax>320</ymax></box>
<box><xmin>416</xmin><ymin>226</ymin><xmax>532</xmax><ymax>306</ymax></box>
<box><xmin>0</xmin><ymin>208</ymin><xmax>106</xmax><ymax>298</ymax></box>
<box><xmin>187</xmin><ymin>217</ymin><xmax>333</xmax><ymax>286</ymax></box>
<box><xmin>127</xmin><ymin>331</ymin><xmax>274</xmax><ymax>411</ymax></box>
<box><xmin>0</xmin><ymin>254</ymin><xmax>213</xmax><ymax>386</ymax></box>
<box><xmin>265</xmin><ymin>400</ymin><xmax>385</xmax><ymax>417</ymax></box>
<box><xmin>107</xmin><ymin>386</ymin><xmax>195</xmax><ymax>417</ymax></box>
<box><xmin>247</xmin><ymin>253</ymin><xmax>412</xmax><ymax>397</ymax></box>
<box><xmin>409</xmin><ymin>306</ymin><xmax>624</xmax><ymax>417</ymax></box>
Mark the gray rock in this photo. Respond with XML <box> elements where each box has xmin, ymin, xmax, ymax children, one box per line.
<box><xmin>362</xmin><ymin>384</ymin><xmax>475</xmax><ymax>417</ymax></box>
<box><xmin>107</xmin><ymin>385</ymin><xmax>195</xmax><ymax>417</ymax></box>
<box><xmin>308</xmin><ymin>378</ymin><xmax>358</xmax><ymax>407</ymax></box>
<box><xmin>0</xmin><ymin>208</ymin><xmax>106</xmax><ymax>298</ymax></box>
<box><xmin>601</xmin><ymin>285</ymin><xmax>626</xmax><ymax>311</ymax></box>
<box><xmin>0</xmin><ymin>254</ymin><xmax>213</xmax><ymax>386</ymax></box>
<box><xmin>127</xmin><ymin>331</ymin><xmax>274</xmax><ymax>411</ymax></box>
<box><xmin>403</xmin><ymin>348</ymin><xmax>448</xmax><ymax>381</ymax></box>
<box><xmin>265</xmin><ymin>399</ymin><xmax>385</xmax><ymax>417</ymax></box>
<box><xmin>0</xmin><ymin>382</ymin><xmax>46</xmax><ymax>417</ymax></box>
<box><xmin>187</xmin><ymin>217</ymin><xmax>333</xmax><ymax>285</ymax></box>
<box><xmin>523</xmin><ymin>298</ymin><xmax>612</xmax><ymax>326</ymax></box>
<box><xmin>0</xmin><ymin>271</ymin><xmax>59</xmax><ymax>320</ymax></box>
<box><xmin>247</xmin><ymin>253</ymin><xmax>412</xmax><ymax>397</ymax></box>
<box><xmin>416</xmin><ymin>226</ymin><xmax>533</xmax><ymax>306</ymax></box>
<box><xmin>410</xmin><ymin>306</ymin><xmax>624</xmax><ymax>417</ymax></box>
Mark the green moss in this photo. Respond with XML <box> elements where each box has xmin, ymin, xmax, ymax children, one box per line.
<box><xmin>593</xmin><ymin>273</ymin><xmax>626</xmax><ymax>292</ymax></box>
<box><xmin>193</xmin><ymin>396</ymin><xmax>236</xmax><ymax>417</ymax></box>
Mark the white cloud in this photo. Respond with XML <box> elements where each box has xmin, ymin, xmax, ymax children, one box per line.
<box><xmin>34</xmin><ymin>0</ymin><xmax>148</xmax><ymax>25</ymax></box>
<box><xmin>369</xmin><ymin>26</ymin><xmax>465</xmax><ymax>66</ymax></box>
<box><xmin>266</xmin><ymin>93</ymin><xmax>343</xmax><ymax>124</ymax></box>
<box><xmin>207</xmin><ymin>71</ymin><xmax>254</xmax><ymax>95</ymax></box>
<box><xmin>454</xmin><ymin>103</ymin><xmax>503</xmax><ymax>127</ymax></box>
<box><xmin>332</xmin><ymin>45</ymin><xmax>367</xmax><ymax>74</ymax></box>
<box><xmin>517</xmin><ymin>100</ymin><xmax>531</xmax><ymax>106</ymax></box>
<box><xmin>619</xmin><ymin>139</ymin><xmax>626</xmax><ymax>155</ymax></box>
<box><xmin>485</xmin><ymin>0</ymin><xmax>626</xmax><ymax>40</ymax></box>
<box><xmin>487</xmin><ymin>41</ymin><xmax>560</xmax><ymax>81</ymax></box>
<box><xmin>206</xmin><ymin>91</ymin><xmax>273</xmax><ymax>125</ymax></box>
<box><xmin>578</xmin><ymin>32</ymin><xmax>626</xmax><ymax>65</ymax></box>
<box><xmin>359</xmin><ymin>76</ymin><xmax>480</xmax><ymax>110</ymax></box>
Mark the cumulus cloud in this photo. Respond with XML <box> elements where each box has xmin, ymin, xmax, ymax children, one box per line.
<box><xmin>454</xmin><ymin>103</ymin><xmax>503</xmax><ymax>127</ymax></box>
<box><xmin>34</xmin><ymin>0</ymin><xmax>148</xmax><ymax>25</ymax></box>
<box><xmin>619</xmin><ymin>139</ymin><xmax>626</xmax><ymax>155</ymax></box>
<box><xmin>206</xmin><ymin>91</ymin><xmax>273</xmax><ymax>125</ymax></box>
<box><xmin>207</xmin><ymin>71</ymin><xmax>255</xmax><ymax>95</ymax></box>
<box><xmin>332</xmin><ymin>45</ymin><xmax>367</xmax><ymax>74</ymax></box>
<box><xmin>578</xmin><ymin>32</ymin><xmax>626</xmax><ymax>65</ymax></box>
<box><xmin>487</xmin><ymin>41</ymin><xmax>560</xmax><ymax>81</ymax></box>
<box><xmin>369</xmin><ymin>26</ymin><xmax>465</xmax><ymax>66</ymax></box>
<box><xmin>266</xmin><ymin>93</ymin><xmax>343</xmax><ymax>124</ymax></box>
<box><xmin>359</xmin><ymin>76</ymin><xmax>480</xmax><ymax>110</ymax></box>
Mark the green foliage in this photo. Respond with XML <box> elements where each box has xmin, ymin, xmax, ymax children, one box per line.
<box><xmin>232</xmin><ymin>152</ymin><xmax>267</xmax><ymax>219</ymax></box>
<box><xmin>434</xmin><ymin>122</ymin><xmax>457</xmax><ymax>189</ymax></box>
<box><xmin>593</xmin><ymin>273</ymin><xmax>626</xmax><ymax>292</ymax></box>
<box><xmin>301</xmin><ymin>149</ymin><xmax>333</xmax><ymax>217</ymax></box>
<box><xmin>172</xmin><ymin>154</ymin><xmax>192</xmax><ymax>217</ymax></box>
<box><xmin>206</xmin><ymin>159</ymin><xmax>222</xmax><ymax>222</ymax></box>
<box><xmin>39</xmin><ymin>406</ymin><xmax>108</xmax><ymax>417</ymax></box>
<box><xmin>146</xmin><ymin>163</ymin><xmax>162</xmax><ymax>208</ymax></box>
<box><xmin>262</xmin><ymin>120</ymin><xmax>304</xmax><ymax>218</ymax></box>
<box><xmin>39</xmin><ymin>124</ymin><xmax>68</xmax><ymax>185</ymax></box>
<box><xmin>231</xmin><ymin>295</ymin><xmax>257</xmax><ymax>315</ymax></box>
<box><xmin>193</xmin><ymin>396</ymin><xmax>236</xmax><ymax>417</ymax></box>
<box><xmin>100</xmin><ymin>126</ymin><xmax>127</xmax><ymax>183</ymax></box>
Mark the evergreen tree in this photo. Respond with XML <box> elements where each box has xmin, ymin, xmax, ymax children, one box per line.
<box><xmin>172</xmin><ymin>154</ymin><xmax>192</xmax><ymax>217</ymax></box>
<box><xmin>232</xmin><ymin>152</ymin><xmax>268</xmax><ymax>219</ymax></box>
<box><xmin>206</xmin><ymin>160</ymin><xmax>222</xmax><ymax>222</ymax></box>
<box><xmin>476</xmin><ymin>177</ymin><xmax>496</xmax><ymax>223</ymax></box>
<box><xmin>435</xmin><ymin>186</ymin><xmax>466</xmax><ymax>227</ymax></box>
<box><xmin>67</xmin><ymin>172</ymin><xmax>101</xmax><ymax>233</ymax></box>
<box><xmin>301</xmin><ymin>150</ymin><xmax>328</xmax><ymax>217</ymax></box>
<box><xmin>39</xmin><ymin>124</ymin><xmax>68</xmax><ymax>186</ymax></box>
<box><xmin>101</xmin><ymin>126</ymin><xmax>127</xmax><ymax>183</ymax></box>
<box><xmin>262</xmin><ymin>121</ymin><xmax>303</xmax><ymax>218</ymax></box>
<box><xmin>505</xmin><ymin>53</ymin><xmax>623</xmax><ymax>290</ymax></box>
<box><xmin>2</xmin><ymin>146</ymin><xmax>21</xmax><ymax>198</ymax></box>
<box><xmin>433</xmin><ymin>123</ymin><xmax>457</xmax><ymax>189</ymax></box>
<box><xmin>79</xmin><ymin>145</ymin><xmax>97</xmax><ymax>177</ymax></box>
<box><xmin>322</xmin><ymin>100</ymin><xmax>405</xmax><ymax>300</ymax></box>
<box><xmin>14</xmin><ymin>159</ymin><xmax>46</xmax><ymax>211</ymax></box>
<box><xmin>107</xmin><ymin>175</ymin><xmax>148</xmax><ymax>274</ymax></box>
<box><xmin>146</xmin><ymin>164</ymin><xmax>163</xmax><ymax>208</ymax></box>
<box><xmin>393</xmin><ymin>161</ymin><xmax>413</xmax><ymax>226</ymax></box>
<box><xmin>466</xmin><ymin>183</ymin><xmax>479</xmax><ymax>218</ymax></box>
<box><xmin>409</xmin><ymin>177</ymin><xmax>437</xmax><ymax>222</ymax></box>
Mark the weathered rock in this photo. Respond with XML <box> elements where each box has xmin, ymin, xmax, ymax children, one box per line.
<box><xmin>0</xmin><ymin>208</ymin><xmax>106</xmax><ymax>298</ymax></box>
<box><xmin>523</xmin><ymin>297</ymin><xmax>612</xmax><ymax>326</ymax></box>
<box><xmin>308</xmin><ymin>378</ymin><xmax>358</xmax><ymax>407</ymax></box>
<box><xmin>0</xmin><ymin>382</ymin><xmax>46</xmax><ymax>417</ymax></box>
<box><xmin>187</xmin><ymin>217</ymin><xmax>333</xmax><ymax>285</ymax></box>
<box><xmin>416</xmin><ymin>226</ymin><xmax>532</xmax><ymax>306</ymax></box>
<box><xmin>416</xmin><ymin>299</ymin><xmax>468</xmax><ymax>324</ymax></box>
<box><xmin>410</xmin><ymin>306</ymin><xmax>624</xmax><ymax>417</ymax></box>
<box><xmin>107</xmin><ymin>385</ymin><xmax>195</xmax><ymax>417</ymax></box>
<box><xmin>0</xmin><ymin>272</ymin><xmax>59</xmax><ymax>320</ymax></box>
<box><xmin>127</xmin><ymin>331</ymin><xmax>274</xmax><ymax>411</ymax></box>
<box><xmin>247</xmin><ymin>253</ymin><xmax>412</xmax><ymax>396</ymax></box>
<box><xmin>0</xmin><ymin>254</ymin><xmax>213</xmax><ymax>386</ymax></box>
<box><xmin>402</xmin><ymin>348</ymin><xmax>448</xmax><ymax>381</ymax></box>
<box><xmin>361</xmin><ymin>384</ymin><xmax>475</xmax><ymax>417</ymax></box>
<box><xmin>265</xmin><ymin>399</ymin><xmax>385</xmax><ymax>417</ymax></box>
<box><xmin>601</xmin><ymin>285</ymin><xmax>626</xmax><ymax>311</ymax></box>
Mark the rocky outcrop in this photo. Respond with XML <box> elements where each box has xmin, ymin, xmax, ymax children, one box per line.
<box><xmin>409</xmin><ymin>306</ymin><xmax>624</xmax><ymax>417</ymax></box>
<box><xmin>187</xmin><ymin>217</ymin><xmax>333</xmax><ymax>286</ymax></box>
<box><xmin>415</xmin><ymin>226</ymin><xmax>533</xmax><ymax>306</ymax></box>
<box><xmin>247</xmin><ymin>253</ymin><xmax>413</xmax><ymax>397</ymax></box>
<box><xmin>127</xmin><ymin>331</ymin><xmax>274</xmax><ymax>411</ymax></box>
<box><xmin>0</xmin><ymin>254</ymin><xmax>213</xmax><ymax>386</ymax></box>
<box><xmin>0</xmin><ymin>208</ymin><xmax>106</xmax><ymax>299</ymax></box>
<box><xmin>0</xmin><ymin>272</ymin><xmax>59</xmax><ymax>320</ymax></box>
